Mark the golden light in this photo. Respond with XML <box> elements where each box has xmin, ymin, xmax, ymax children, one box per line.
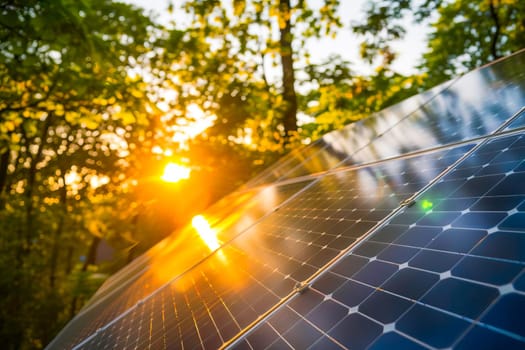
<box><xmin>192</xmin><ymin>215</ymin><xmax>221</xmax><ymax>251</ymax></box>
<box><xmin>161</xmin><ymin>162</ymin><xmax>191</xmax><ymax>183</ymax></box>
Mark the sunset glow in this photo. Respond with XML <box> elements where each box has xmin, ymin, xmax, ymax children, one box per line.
<box><xmin>161</xmin><ymin>162</ymin><xmax>191</xmax><ymax>183</ymax></box>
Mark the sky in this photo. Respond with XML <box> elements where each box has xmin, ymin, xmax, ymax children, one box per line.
<box><xmin>122</xmin><ymin>0</ymin><xmax>430</xmax><ymax>76</ymax></box>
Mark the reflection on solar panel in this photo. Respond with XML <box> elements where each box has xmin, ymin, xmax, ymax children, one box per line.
<box><xmin>47</xmin><ymin>50</ymin><xmax>525</xmax><ymax>349</ymax></box>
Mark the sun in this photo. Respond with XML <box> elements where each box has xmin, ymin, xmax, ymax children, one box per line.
<box><xmin>161</xmin><ymin>162</ymin><xmax>191</xmax><ymax>183</ymax></box>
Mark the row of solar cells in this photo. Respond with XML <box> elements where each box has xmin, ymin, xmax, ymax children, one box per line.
<box><xmin>46</xmin><ymin>49</ymin><xmax>525</xmax><ymax>349</ymax></box>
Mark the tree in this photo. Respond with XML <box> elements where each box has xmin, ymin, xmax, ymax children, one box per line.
<box><xmin>299</xmin><ymin>55</ymin><xmax>423</xmax><ymax>138</ymax></box>
<box><xmin>353</xmin><ymin>0</ymin><xmax>525</xmax><ymax>86</ymax></box>
<box><xmin>0</xmin><ymin>1</ymin><xmax>163</xmax><ymax>347</ymax></box>
<box><xmin>166</xmin><ymin>0</ymin><xmax>341</xmax><ymax>146</ymax></box>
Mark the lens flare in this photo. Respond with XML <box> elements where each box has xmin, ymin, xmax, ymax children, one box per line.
<box><xmin>161</xmin><ymin>162</ymin><xmax>191</xmax><ymax>183</ymax></box>
<box><xmin>421</xmin><ymin>199</ymin><xmax>434</xmax><ymax>211</ymax></box>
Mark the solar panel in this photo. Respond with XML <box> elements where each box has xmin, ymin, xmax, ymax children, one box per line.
<box><xmin>47</xmin><ymin>49</ymin><xmax>525</xmax><ymax>349</ymax></box>
<box><xmin>247</xmin><ymin>51</ymin><xmax>525</xmax><ymax>187</ymax></box>
<box><xmin>233</xmin><ymin>130</ymin><xmax>525</xmax><ymax>349</ymax></box>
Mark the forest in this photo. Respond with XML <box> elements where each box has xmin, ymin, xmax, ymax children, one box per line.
<box><xmin>0</xmin><ymin>0</ymin><xmax>523</xmax><ymax>348</ymax></box>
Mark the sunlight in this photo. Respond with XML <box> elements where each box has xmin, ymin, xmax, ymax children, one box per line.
<box><xmin>170</xmin><ymin>103</ymin><xmax>216</xmax><ymax>149</ymax></box>
<box><xmin>161</xmin><ymin>162</ymin><xmax>191</xmax><ymax>183</ymax></box>
<box><xmin>192</xmin><ymin>215</ymin><xmax>221</xmax><ymax>251</ymax></box>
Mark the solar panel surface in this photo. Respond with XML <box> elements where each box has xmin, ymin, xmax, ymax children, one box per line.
<box><xmin>234</xmin><ymin>131</ymin><xmax>525</xmax><ymax>350</ymax></box>
<box><xmin>47</xmin><ymin>49</ymin><xmax>525</xmax><ymax>350</ymax></box>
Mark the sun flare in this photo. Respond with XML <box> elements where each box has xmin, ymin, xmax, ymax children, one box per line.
<box><xmin>161</xmin><ymin>162</ymin><xmax>191</xmax><ymax>183</ymax></box>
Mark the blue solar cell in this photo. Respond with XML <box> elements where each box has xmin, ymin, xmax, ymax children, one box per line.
<box><xmin>452</xmin><ymin>256</ymin><xmax>523</xmax><ymax>285</ymax></box>
<box><xmin>332</xmin><ymin>280</ymin><xmax>374</xmax><ymax>307</ymax></box>
<box><xmin>381</xmin><ymin>268</ymin><xmax>439</xmax><ymax>299</ymax></box>
<box><xmin>471</xmin><ymin>195</ymin><xmax>524</xmax><ymax>211</ymax></box>
<box><xmin>499</xmin><ymin>213</ymin><xmax>525</xmax><ymax>231</ymax></box>
<box><xmin>450</xmin><ymin>174</ymin><xmax>505</xmax><ymax>198</ymax></box>
<box><xmin>409</xmin><ymin>250</ymin><xmax>462</xmax><ymax>273</ymax></box>
<box><xmin>352</xmin><ymin>241</ymin><xmax>387</xmax><ymax>258</ymax></box>
<box><xmin>397</xmin><ymin>304</ymin><xmax>470</xmax><ymax>348</ymax></box>
<box><xmin>328</xmin><ymin>313</ymin><xmax>383</xmax><ymax>349</ymax></box>
<box><xmin>427</xmin><ymin>228</ymin><xmax>487</xmax><ymax>253</ymax></box>
<box><xmin>421</xmin><ymin>278</ymin><xmax>499</xmax><ymax>318</ymax></box>
<box><xmin>330</xmin><ymin>255</ymin><xmax>368</xmax><ymax>278</ymax></box>
<box><xmin>417</xmin><ymin>210</ymin><xmax>462</xmax><ymax>226</ymax></box>
<box><xmin>487</xmin><ymin>173</ymin><xmax>525</xmax><ymax>195</ymax></box>
<box><xmin>307</xmin><ymin>300</ymin><xmax>348</xmax><ymax>331</ymax></box>
<box><xmin>246</xmin><ymin>323</ymin><xmax>281</xmax><ymax>349</ymax></box>
<box><xmin>452</xmin><ymin>212</ymin><xmax>507</xmax><ymax>229</ymax></box>
<box><xmin>286</xmin><ymin>289</ymin><xmax>323</xmax><ymax>316</ymax></box>
<box><xmin>456</xmin><ymin>325</ymin><xmax>525</xmax><ymax>350</ymax></box>
<box><xmin>394</xmin><ymin>226</ymin><xmax>442</xmax><ymax>247</ymax></box>
<box><xmin>267</xmin><ymin>306</ymin><xmax>300</xmax><ymax>334</ymax></box>
<box><xmin>369</xmin><ymin>224</ymin><xmax>409</xmax><ymax>243</ymax></box>
<box><xmin>514</xmin><ymin>273</ymin><xmax>525</xmax><ymax>292</ymax></box>
<box><xmin>359</xmin><ymin>291</ymin><xmax>414</xmax><ymax>323</ymax></box>
<box><xmin>311</xmin><ymin>272</ymin><xmax>347</xmax><ymax>295</ymax></box>
<box><xmin>352</xmin><ymin>260</ymin><xmax>399</xmax><ymax>287</ymax></box>
<box><xmin>369</xmin><ymin>332</ymin><xmax>427</xmax><ymax>350</ymax></box>
<box><xmin>376</xmin><ymin>245</ymin><xmax>419</xmax><ymax>264</ymax></box>
<box><xmin>515</xmin><ymin>160</ymin><xmax>525</xmax><ymax>172</ymax></box>
<box><xmin>434</xmin><ymin>197</ymin><xmax>477</xmax><ymax>211</ymax></box>
<box><xmin>471</xmin><ymin>231</ymin><xmax>525</xmax><ymax>261</ymax></box>
<box><xmin>481</xmin><ymin>293</ymin><xmax>525</xmax><ymax>338</ymax></box>
<box><xmin>282</xmin><ymin>319</ymin><xmax>323</xmax><ymax>348</ymax></box>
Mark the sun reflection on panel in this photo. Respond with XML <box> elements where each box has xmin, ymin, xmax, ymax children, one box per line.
<box><xmin>192</xmin><ymin>215</ymin><xmax>221</xmax><ymax>251</ymax></box>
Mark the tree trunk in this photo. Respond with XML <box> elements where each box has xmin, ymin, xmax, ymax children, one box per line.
<box><xmin>489</xmin><ymin>0</ymin><xmax>502</xmax><ymax>59</ymax></box>
<box><xmin>49</xmin><ymin>171</ymin><xmax>68</xmax><ymax>288</ymax></box>
<box><xmin>279</xmin><ymin>0</ymin><xmax>298</xmax><ymax>141</ymax></box>
<box><xmin>24</xmin><ymin>115</ymin><xmax>52</xmax><ymax>246</ymax></box>
<box><xmin>0</xmin><ymin>150</ymin><xmax>9</xmax><ymax>198</ymax></box>
<box><xmin>70</xmin><ymin>236</ymin><xmax>101</xmax><ymax>318</ymax></box>
<box><xmin>82</xmin><ymin>235</ymin><xmax>101</xmax><ymax>271</ymax></box>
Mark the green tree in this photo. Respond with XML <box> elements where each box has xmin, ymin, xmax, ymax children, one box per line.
<box><xmin>166</xmin><ymin>0</ymin><xmax>341</xmax><ymax>145</ymax></box>
<box><xmin>299</xmin><ymin>55</ymin><xmax>423</xmax><ymax>138</ymax></box>
<box><xmin>354</xmin><ymin>0</ymin><xmax>525</xmax><ymax>86</ymax></box>
<box><xmin>0</xmin><ymin>1</ymin><xmax>163</xmax><ymax>348</ymax></box>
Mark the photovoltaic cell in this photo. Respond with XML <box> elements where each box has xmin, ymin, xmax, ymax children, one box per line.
<box><xmin>235</xmin><ymin>131</ymin><xmax>525</xmax><ymax>350</ymax></box>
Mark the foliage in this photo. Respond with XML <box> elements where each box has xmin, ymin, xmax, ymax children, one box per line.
<box><xmin>162</xmin><ymin>0</ymin><xmax>341</xmax><ymax>146</ymax></box>
<box><xmin>353</xmin><ymin>0</ymin><xmax>525</xmax><ymax>86</ymax></box>
<box><xmin>298</xmin><ymin>55</ymin><xmax>423</xmax><ymax>138</ymax></box>
<box><xmin>0</xmin><ymin>1</ymin><xmax>160</xmax><ymax>348</ymax></box>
